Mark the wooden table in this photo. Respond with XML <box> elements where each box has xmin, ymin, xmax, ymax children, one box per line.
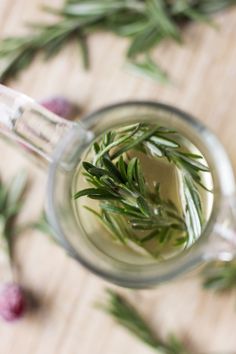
<box><xmin>0</xmin><ymin>1</ymin><xmax>236</xmax><ymax>353</ymax></box>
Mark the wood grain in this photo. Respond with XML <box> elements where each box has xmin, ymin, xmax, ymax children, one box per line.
<box><xmin>0</xmin><ymin>1</ymin><xmax>236</xmax><ymax>353</ymax></box>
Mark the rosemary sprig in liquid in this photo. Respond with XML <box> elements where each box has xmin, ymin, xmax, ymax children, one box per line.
<box><xmin>74</xmin><ymin>123</ymin><xmax>211</xmax><ymax>257</ymax></box>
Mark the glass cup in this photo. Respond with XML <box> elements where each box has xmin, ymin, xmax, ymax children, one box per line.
<box><xmin>0</xmin><ymin>84</ymin><xmax>236</xmax><ymax>288</ymax></box>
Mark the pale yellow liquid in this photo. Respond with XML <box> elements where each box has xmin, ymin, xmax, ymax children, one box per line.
<box><xmin>72</xmin><ymin>127</ymin><xmax>214</xmax><ymax>265</ymax></box>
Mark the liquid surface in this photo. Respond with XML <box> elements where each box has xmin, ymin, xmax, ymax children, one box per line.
<box><xmin>72</xmin><ymin>123</ymin><xmax>214</xmax><ymax>265</ymax></box>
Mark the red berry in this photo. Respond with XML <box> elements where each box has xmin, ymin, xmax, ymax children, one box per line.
<box><xmin>0</xmin><ymin>283</ymin><xmax>26</xmax><ymax>322</ymax></box>
<box><xmin>40</xmin><ymin>96</ymin><xmax>78</xmax><ymax>120</ymax></box>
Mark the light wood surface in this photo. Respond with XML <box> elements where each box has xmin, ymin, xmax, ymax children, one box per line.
<box><xmin>1</xmin><ymin>1</ymin><xmax>236</xmax><ymax>353</ymax></box>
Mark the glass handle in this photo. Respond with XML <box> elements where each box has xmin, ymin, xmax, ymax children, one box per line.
<box><xmin>0</xmin><ymin>84</ymin><xmax>89</xmax><ymax>164</ymax></box>
<box><xmin>203</xmin><ymin>196</ymin><xmax>236</xmax><ymax>261</ymax></box>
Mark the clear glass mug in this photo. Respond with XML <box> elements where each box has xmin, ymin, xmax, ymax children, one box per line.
<box><xmin>0</xmin><ymin>84</ymin><xmax>236</xmax><ymax>289</ymax></box>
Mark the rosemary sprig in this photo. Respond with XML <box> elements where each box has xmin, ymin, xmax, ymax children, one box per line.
<box><xmin>99</xmin><ymin>289</ymin><xmax>192</xmax><ymax>354</ymax></box>
<box><xmin>76</xmin><ymin>158</ymin><xmax>187</xmax><ymax>255</ymax></box>
<box><xmin>0</xmin><ymin>19</ymin><xmax>87</xmax><ymax>83</ymax></box>
<box><xmin>0</xmin><ymin>0</ymin><xmax>236</xmax><ymax>83</ymax></box>
<box><xmin>110</xmin><ymin>123</ymin><xmax>209</xmax><ymax>242</ymax></box>
<box><xmin>0</xmin><ymin>171</ymin><xmax>27</xmax><ymax>260</ymax></box>
<box><xmin>33</xmin><ymin>212</ymin><xmax>55</xmax><ymax>238</ymax></box>
<box><xmin>202</xmin><ymin>260</ymin><xmax>236</xmax><ymax>292</ymax></box>
<box><xmin>126</xmin><ymin>55</ymin><xmax>170</xmax><ymax>84</ymax></box>
<box><xmin>74</xmin><ymin>123</ymin><xmax>210</xmax><ymax>255</ymax></box>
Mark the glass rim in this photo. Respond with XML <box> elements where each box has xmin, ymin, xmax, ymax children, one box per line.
<box><xmin>46</xmin><ymin>100</ymin><xmax>235</xmax><ymax>288</ymax></box>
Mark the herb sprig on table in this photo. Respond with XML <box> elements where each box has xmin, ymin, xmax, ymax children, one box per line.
<box><xmin>0</xmin><ymin>171</ymin><xmax>28</xmax><ymax>322</ymax></box>
<box><xmin>0</xmin><ymin>172</ymin><xmax>27</xmax><ymax>259</ymax></box>
<box><xmin>0</xmin><ymin>0</ymin><xmax>236</xmax><ymax>83</ymax></box>
<box><xmin>99</xmin><ymin>289</ymin><xmax>192</xmax><ymax>354</ymax></box>
<box><xmin>74</xmin><ymin>123</ymin><xmax>210</xmax><ymax>255</ymax></box>
<box><xmin>202</xmin><ymin>260</ymin><xmax>236</xmax><ymax>292</ymax></box>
